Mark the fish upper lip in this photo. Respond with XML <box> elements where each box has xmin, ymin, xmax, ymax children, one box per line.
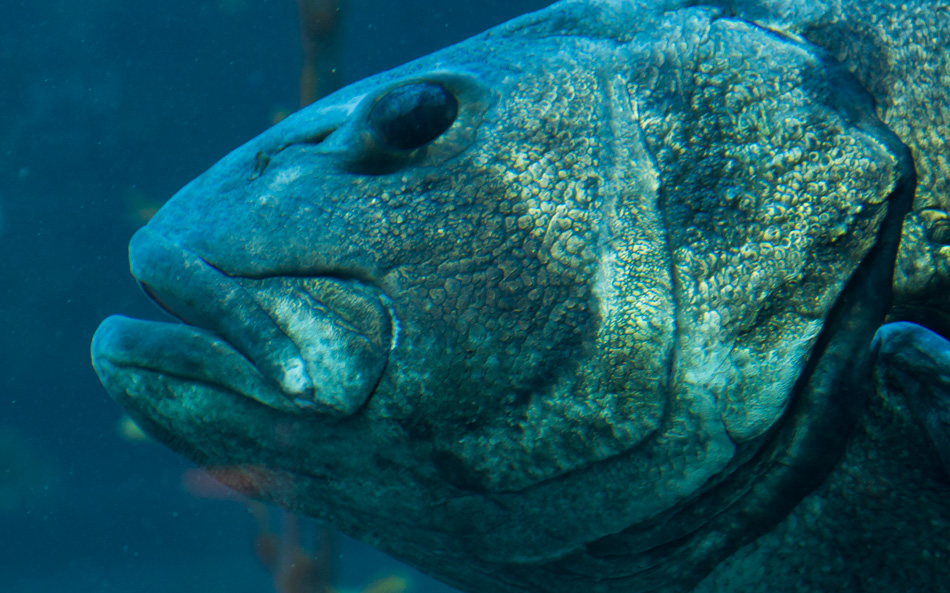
<box><xmin>129</xmin><ymin>226</ymin><xmax>394</xmax><ymax>416</ymax></box>
<box><xmin>130</xmin><ymin>226</ymin><xmax>318</xmax><ymax>403</ymax></box>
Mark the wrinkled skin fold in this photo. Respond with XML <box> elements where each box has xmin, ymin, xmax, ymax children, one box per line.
<box><xmin>92</xmin><ymin>0</ymin><xmax>950</xmax><ymax>591</ymax></box>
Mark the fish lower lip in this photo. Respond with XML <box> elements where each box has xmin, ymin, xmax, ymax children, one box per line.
<box><xmin>92</xmin><ymin>315</ymin><xmax>292</xmax><ymax>412</ymax></box>
<box><xmin>125</xmin><ymin>227</ymin><xmax>392</xmax><ymax>416</ymax></box>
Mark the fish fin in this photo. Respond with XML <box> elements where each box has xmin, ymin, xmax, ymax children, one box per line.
<box><xmin>873</xmin><ymin>321</ymin><xmax>950</xmax><ymax>479</ymax></box>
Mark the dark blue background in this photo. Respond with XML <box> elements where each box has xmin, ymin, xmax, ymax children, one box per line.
<box><xmin>0</xmin><ymin>1</ymin><xmax>551</xmax><ymax>591</ymax></box>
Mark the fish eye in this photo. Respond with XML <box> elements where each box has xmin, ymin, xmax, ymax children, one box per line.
<box><xmin>368</xmin><ymin>82</ymin><xmax>459</xmax><ymax>151</ymax></box>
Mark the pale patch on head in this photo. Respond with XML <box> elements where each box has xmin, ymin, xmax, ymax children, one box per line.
<box><xmin>592</xmin><ymin>250</ymin><xmax>619</xmax><ymax>320</ymax></box>
<box><xmin>339</xmin><ymin>94</ymin><xmax>365</xmax><ymax>115</ymax></box>
<box><xmin>681</xmin><ymin>310</ymin><xmax>819</xmax><ymax>442</ymax></box>
<box><xmin>272</xmin><ymin>297</ymin><xmax>372</xmax><ymax>416</ymax></box>
<box><xmin>378</xmin><ymin>291</ymin><xmax>400</xmax><ymax>352</ymax></box>
<box><xmin>279</xmin><ymin>357</ymin><xmax>312</xmax><ymax>397</ymax></box>
<box><xmin>267</xmin><ymin>166</ymin><xmax>304</xmax><ymax>193</ymax></box>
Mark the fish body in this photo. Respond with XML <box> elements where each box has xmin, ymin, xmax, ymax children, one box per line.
<box><xmin>92</xmin><ymin>1</ymin><xmax>950</xmax><ymax>591</ymax></box>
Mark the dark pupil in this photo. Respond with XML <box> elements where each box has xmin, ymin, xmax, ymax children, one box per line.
<box><xmin>369</xmin><ymin>83</ymin><xmax>459</xmax><ymax>151</ymax></box>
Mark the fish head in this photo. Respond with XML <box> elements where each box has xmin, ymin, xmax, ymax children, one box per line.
<box><xmin>92</xmin><ymin>2</ymin><xmax>913</xmax><ymax>590</ymax></box>
<box><xmin>93</xmin><ymin>17</ymin><xmax>649</xmax><ymax>557</ymax></box>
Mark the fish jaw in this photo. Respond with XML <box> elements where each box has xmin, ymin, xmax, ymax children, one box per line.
<box><xmin>92</xmin><ymin>227</ymin><xmax>394</xmax><ymax>418</ymax></box>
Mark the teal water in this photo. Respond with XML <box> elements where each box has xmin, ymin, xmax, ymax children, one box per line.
<box><xmin>0</xmin><ymin>1</ymin><xmax>550</xmax><ymax>591</ymax></box>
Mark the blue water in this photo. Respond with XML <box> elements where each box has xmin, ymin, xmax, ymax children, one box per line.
<box><xmin>0</xmin><ymin>1</ymin><xmax>551</xmax><ymax>591</ymax></box>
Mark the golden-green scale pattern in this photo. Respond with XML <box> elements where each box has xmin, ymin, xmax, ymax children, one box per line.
<box><xmin>792</xmin><ymin>1</ymin><xmax>950</xmax><ymax>318</ymax></box>
<box><xmin>634</xmin><ymin>13</ymin><xmax>899</xmax><ymax>441</ymax></box>
<box><xmin>446</xmin><ymin>53</ymin><xmax>671</xmax><ymax>491</ymax></box>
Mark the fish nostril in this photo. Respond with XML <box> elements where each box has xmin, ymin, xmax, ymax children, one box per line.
<box><xmin>248</xmin><ymin>151</ymin><xmax>272</xmax><ymax>180</ymax></box>
<box><xmin>248</xmin><ymin>128</ymin><xmax>337</xmax><ymax>180</ymax></box>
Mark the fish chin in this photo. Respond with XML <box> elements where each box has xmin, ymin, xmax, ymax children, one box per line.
<box><xmin>91</xmin><ymin>317</ymin><xmax>306</xmax><ymax>473</ymax></box>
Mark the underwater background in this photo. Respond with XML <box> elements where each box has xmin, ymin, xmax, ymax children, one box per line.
<box><xmin>0</xmin><ymin>1</ymin><xmax>551</xmax><ymax>591</ymax></box>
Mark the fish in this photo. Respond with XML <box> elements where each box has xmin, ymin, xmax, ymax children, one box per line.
<box><xmin>91</xmin><ymin>0</ymin><xmax>950</xmax><ymax>591</ymax></box>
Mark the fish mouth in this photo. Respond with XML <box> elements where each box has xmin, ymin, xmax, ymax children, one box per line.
<box><xmin>92</xmin><ymin>226</ymin><xmax>394</xmax><ymax>417</ymax></box>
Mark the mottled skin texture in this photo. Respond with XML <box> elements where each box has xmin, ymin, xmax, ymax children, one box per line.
<box><xmin>91</xmin><ymin>0</ymin><xmax>950</xmax><ymax>591</ymax></box>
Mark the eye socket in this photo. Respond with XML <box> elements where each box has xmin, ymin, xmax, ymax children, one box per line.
<box><xmin>368</xmin><ymin>82</ymin><xmax>459</xmax><ymax>151</ymax></box>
